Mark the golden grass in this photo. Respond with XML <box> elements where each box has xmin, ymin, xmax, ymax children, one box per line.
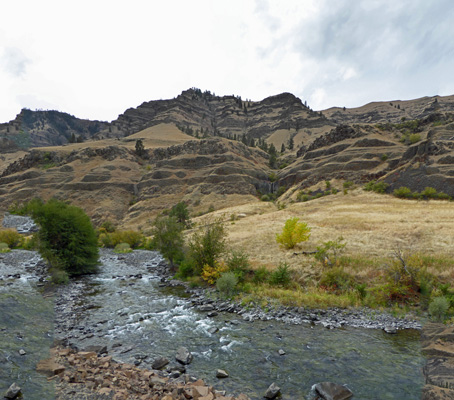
<box><xmin>192</xmin><ymin>189</ymin><xmax>454</xmax><ymax>274</ymax></box>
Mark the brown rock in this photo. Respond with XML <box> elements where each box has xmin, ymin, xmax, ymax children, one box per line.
<box><xmin>36</xmin><ymin>358</ymin><xmax>66</xmax><ymax>377</ymax></box>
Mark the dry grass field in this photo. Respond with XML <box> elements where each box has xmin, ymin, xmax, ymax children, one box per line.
<box><xmin>192</xmin><ymin>189</ymin><xmax>454</xmax><ymax>284</ymax></box>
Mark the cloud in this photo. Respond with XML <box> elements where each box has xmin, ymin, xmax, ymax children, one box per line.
<box><xmin>1</xmin><ymin>47</ymin><xmax>31</xmax><ymax>77</ymax></box>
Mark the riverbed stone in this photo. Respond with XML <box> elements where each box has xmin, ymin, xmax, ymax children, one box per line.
<box><xmin>4</xmin><ymin>383</ymin><xmax>21</xmax><ymax>399</ymax></box>
<box><xmin>264</xmin><ymin>382</ymin><xmax>280</xmax><ymax>399</ymax></box>
<box><xmin>314</xmin><ymin>382</ymin><xmax>353</xmax><ymax>400</ymax></box>
<box><xmin>18</xmin><ymin>348</ymin><xmax>26</xmax><ymax>355</ymax></box>
<box><xmin>36</xmin><ymin>358</ymin><xmax>66</xmax><ymax>376</ymax></box>
<box><xmin>152</xmin><ymin>356</ymin><xmax>170</xmax><ymax>370</ymax></box>
<box><xmin>216</xmin><ymin>369</ymin><xmax>229</xmax><ymax>378</ymax></box>
<box><xmin>176</xmin><ymin>346</ymin><xmax>193</xmax><ymax>365</ymax></box>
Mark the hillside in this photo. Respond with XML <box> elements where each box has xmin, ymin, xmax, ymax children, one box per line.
<box><xmin>1</xmin><ymin>89</ymin><xmax>454</xmax><ymax>227</ymax></box>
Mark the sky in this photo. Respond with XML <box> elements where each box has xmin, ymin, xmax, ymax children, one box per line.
<box><xmin>1</xmin><ymin>0</ymin><xmax>454</xmax><ymax>123</ymax></box>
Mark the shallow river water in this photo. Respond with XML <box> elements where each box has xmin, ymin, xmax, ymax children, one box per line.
<box><xmin>1</xmin><ymin>249</ymin><xmax>424</xmax><ymax>399</ymax></box>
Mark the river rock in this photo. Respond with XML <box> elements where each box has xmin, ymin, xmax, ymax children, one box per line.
<box><xmin>152</xmin><ymin>356</ymin><xmax>170</xmax><ymax>370</ymax></box>
<box><xmin>278</xmin><ymin>349</ymin><xmax>286</xmax><ymax>355</ymax></box>
<box><xmin>36</xmin><ymin>358</ymin><xmax>66</xmax><ymax>376</ymax></box>
<box><xmin>84</xmin><ymin>344</ymin><xmax>108</xmax><ymax>355</ymax></box>
<box><xmin>4</xmin><ymin>383</ymin><xmax>21</xmax><ymax>399</ymax></box>
<box><xmin>384</xmin><ymin>326</ymin><xmax>397</xmax><ymax>334</ymax></box>
<box><xmin>314</xmin><ymin>382</ymin><xmax>353</xmax><ymax>400</ymax></box>
<box><xmin>18</xmin><ymin>349</ymin><xmax>26</xmax><ymax>355</ymax></box>
<box><xmin>199</xmin><ymin>304</ymin><xmax>215</xmax><ymax>312</ymax></box>
<box><xmin>216</xmin><ymin>369</ymin><xmax>229</xmax><ymax>378</ymax></box>
<box><xmin>264</xmin><ymin>382</ymin><xmax>280</xmax><ymax>399</ymax></box>
<box><xmin>176</xmin><ymin>346</ymin><xmax>193</xmax><ymax>365</ymax></box>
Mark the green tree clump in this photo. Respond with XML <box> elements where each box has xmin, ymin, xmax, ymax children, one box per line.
<box><xmin>188</xmin><ymin>218</ymin><xmax>226</xmax><ymax>274</ymax></box>
<box><xmin>26</xmin><ymin>198</ymin><xmax>99</xmax><ymax>277</ymax></box>
<box><xmin>150</xmin><ymin>215</ymin><xmax>184</xmax><ymax>268</ymax></box>
<box><xmin>169</xmin><ymin>201</ymin><xmax>191</xmax><ymax>228</ymax></box>
<box><xmin>276</xmin><ymin>217</ymin><xmax>311</xmax><ymax>249</ymax></box>
<box><xmin>135</xmin><ymin>139</ymin><xmax>145</xmax><ymax>157</ymax></box>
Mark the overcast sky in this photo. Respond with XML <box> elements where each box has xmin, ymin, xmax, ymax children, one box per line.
<box><xmin>1</xmin><ymin>0</ymin><xmax>454</xmax><ymax>123</ymax></box>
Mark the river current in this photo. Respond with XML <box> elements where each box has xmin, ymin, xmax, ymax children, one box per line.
<box><xmin>0</xmin><ymin>249</ymin><xmax>424</xmax><ymax>399</ymax></box>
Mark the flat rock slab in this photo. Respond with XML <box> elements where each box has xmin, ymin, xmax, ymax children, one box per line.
<box><xmin>314</xmin><ymin>382</ymin><xmax>353</xmax><ymax>400</ymax></box>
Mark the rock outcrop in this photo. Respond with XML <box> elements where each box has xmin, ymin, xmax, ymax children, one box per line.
<box><xmin>421</xmin><ymin>323</ymin><xmax>454</xmax><ymax>399</ymax></box>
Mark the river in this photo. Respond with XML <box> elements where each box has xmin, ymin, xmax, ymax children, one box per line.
<box><xmin>0</xmin><ymin>249</ymin><xmax>424</xmax><ymax>399</ymax></box>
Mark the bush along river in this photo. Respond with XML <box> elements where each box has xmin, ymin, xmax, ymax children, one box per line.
<box><xmin>1</xmin><ymin>249</ymin><xmax>424</xmax><ymax>399</ymax></box>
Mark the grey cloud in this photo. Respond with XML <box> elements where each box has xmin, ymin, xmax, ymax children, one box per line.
<box><xmin>1</xmin><ymin>47</ymin><xmax>31</xmax><ymax>77</ymax></box>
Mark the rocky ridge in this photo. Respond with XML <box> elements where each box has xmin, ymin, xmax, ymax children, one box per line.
<box><xmin>1</xmin><ymin>90</ymin><xmax>454</xmax><ymax>226</ymax></box>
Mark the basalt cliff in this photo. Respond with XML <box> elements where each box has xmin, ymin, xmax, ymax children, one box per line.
<box><xmin>1</xmin><ymin>88</ymin><xmax>454</xmax><ymax>227</ymax></box>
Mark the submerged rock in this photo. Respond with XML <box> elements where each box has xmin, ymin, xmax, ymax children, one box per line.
<box><xmin>4</xmin><ymin>383</ymin><xmax>21</xmax><ymax>399</ymax></box>
<box><xmin>152</xmin><ymin>357</ymin><xmax>170</xmax><ymax>370</ymax></box>
<box><xmin>216</xmin><ymin>369</ymin><xmax>229</xmax><ymax>378</ymax></box>
<box><xmin>314</xmin><ymin>382</ymin><xmax>353</xmax><ymax>400</ymax></box>
<box><xmin>175</xmin><ymin>347</ymin><xmax>193</xmax><ymax>365</ymax></box>
<box><xmin>264</xmin><ymin>382</ymin><xmax>280</xmax><ymax>399</ymax></box>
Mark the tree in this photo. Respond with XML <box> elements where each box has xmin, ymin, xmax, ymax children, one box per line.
<box><xmin>281</xmin><ymin>143</ymin><xmax>286</xmax><ymax>153</ymax></box>
<box><xmin>189</xmin><ymin>218</ymin><xmax>226</xmax><ymax>274</ymax></box>
<box><xmin>288</xmin><ymin>136</ymin><xmax>294</xmax><ymax>150</ymax></box>
<box><xmin>151</xmin><ymin>215</ymin><xmax>184</xmax><ymax>268</ymax></box>
<box><xmin>135</xmin><ymin>139</ymin><xmax>145</xmax><ymax>157</ymax></box>
<box><xmin>276</xmin><ymin>217</ymin><xmax>311</xmax><ymax>249</ymax></box>
<box><xmin>28</xmin><ymin>198</ymin><xmax>99</xmax><ymax>276</ymax></box>
<box><xmin>169</xmin><ymin>201</ymin><xmax>191</xmax><ymax>228</ymax></box>
<box><xmin>268</xmin><ymin>143</ymin><xmax>278</xmax><ymax>168</ymax></box>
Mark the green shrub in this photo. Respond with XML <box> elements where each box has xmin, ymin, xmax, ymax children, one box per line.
<box><xmin>393</xmin><ymin>186</ymin><xmax>414</xmax><ymax>199</ymax></box>
<box><xmin>114</xmin><ymin>243</ymin><xmax>132</xmax><ymax>254</ymax></box>
<box><xmin>297</xmin><ymin>192</ymin><xmax>311</xmax><ymax>202</ymax></box>
<box><xmin>176</xmin><ymin>258</ymin><xmax>196</xmax><ymax>279</ymax></box>
<box><xmin>151</xmin><ymin>216</ymin><xmax>184</xmax><ymax>268</ymax></box>
<box><xmin>189</xmin><ymin>218</ymin><xmax>226</xmax><ymax>274</ymax></box>
<box><xmin>26</xmin><ymin>198</ymin><xmax>99</xmax><ymax>276</ymax></box>
<box><xmin>421</xmin><ymin>187</ymin><xmax>438</xmax><ymax>199</ymax></box>
<box><xmin>331</xmin><ymin>188</ymin><xmax>338</xmax><ymax>195</ymax></box>
<box><xmin>276</xmin><ymin>217</ymin><xmax>311</xmax><ymax>249</ymax></box>
<box><xmin>355</xmin><ymin>283</ymin><xmax>368</xmax><ymax>300</ymax></box>
<box><xmin>315</xmin><ymin>237</ymin><xmax>346</xmax><ymax>267</ymax></box>
<box><xmin>100</xmin><ymin>220</ymin><xmax>116</xmax><ymax>233</ymax></box>
<box><xmin>364</xmin><ymin>180</ymin><xmax>389</xmax><ymax>194</ymax></box>
<box><xmin>409</xmin><ymin>133</ymin><xmax>421</xmax><ymax>144</ymax></box>
<box><xmin>261</xmin><ymin>194</ymin><xmax>271</xmax><ymax>202</ymax></box>
<box><xmin>319</xmin><ymin>267</ymin><xmax>355</xmax><ymax>293</ymax></box>
<box><xmin>49</xmin><ymin>267</ymin><xmax>69</xmax><ymax>284</ymax></box>
<box><xmin>253</xmin><ymin>266</ymin><xmax>270</xmax><ymax>283</ymax></box>
<box><xmin>99</xmin><ymin>232</ymin><xmax>114</xmax><ymax>248</ymax></box>
<box><xmin>169</xmin><ymin>201</ymin><xmax>191</xmax><ymax>228</ymax></box>
<box><xmin>0</xmin><ymin>229</ymin><xmax>22</xmax><ymax>248</ymax></box>
<box><xmin>216</xmin><ymin>272</ymin><xmax>238</xmax><ymax>296</ymax></box>
<box><xmin>21</xmin><ymin>234</ymin><xmax>38</xmax><ymax>250</ymax></box>
<box><xmin>429</xmin><ymin>297</ymin><xmax>450</xmax><ymax>322</ymax></box>
<box><xmin>269</xmin><ymin>263</ymin><xmax>292</xmax><ymax>287</ymax></box>
<box><xmin>110</xmin><ymin>230</ymin><xmax>144</xmax><ymax>248</ymax></box>
<box><xmin>0</xmin><ymin>242</ymin><xmax>11</xmax><ymax>253</ymax></box>
<box><xmin>343</xmin><ymin>181</ymin><xmax>354</xmax><ymax>189</ymax></box>
<box><xmin>381</xmin><ymin>154</ymin><xmax>389</xmax><ymax>161</ymax></box>
<box><xmin>226</xmin><ymin>250</ymin><xmax>250</xmax><ymax>282</ymax></box>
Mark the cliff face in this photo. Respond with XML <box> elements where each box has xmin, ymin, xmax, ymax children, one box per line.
<box><xmin>0</xmin><ymin>109</ymin><xmax>109</xmax><ymax>151</ymax></box>
<box><xmin>0</xmin><ymin>138</ymin><xmax>269</xmax><ymax>228</ymax></box>
<box><xmin>1</xmin><ymin>89</ymin><xmax>454</xmax><ymax>226</ymax></box>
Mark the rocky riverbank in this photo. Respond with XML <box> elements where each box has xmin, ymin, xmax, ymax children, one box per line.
<box><xmin>153</xmin><ymin>262</ymin><xmax>422</xmax><ymax>332</ymax></box>
<box><xmin>38</xmin><ymin>346</ymin><xmax>252</xmax><ymax>400</ymax></box>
